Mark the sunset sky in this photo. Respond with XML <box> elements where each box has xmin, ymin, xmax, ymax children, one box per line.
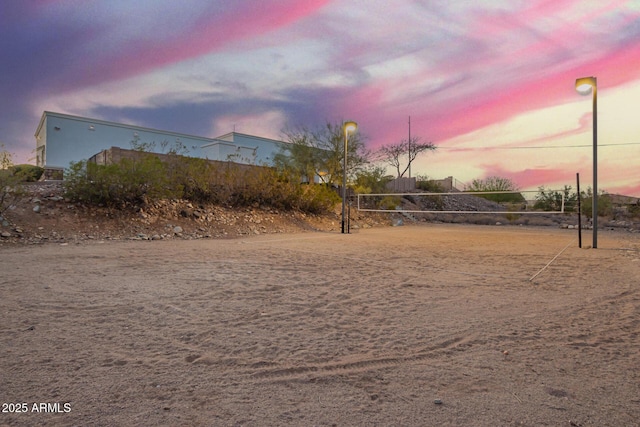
<box><xmin>1</xmin><ymin>1</ymin><xmax>639</xmax><ymax>195</ymax></box>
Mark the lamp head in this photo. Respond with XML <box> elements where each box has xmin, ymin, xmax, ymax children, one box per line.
<box><xmin>575</xmin><ymin>76</ymin><xmax>596</xmax><ymax>95</ymax></box>
<box><xmin>344</xmin><ymin>121</ymin><xmax>358</xmax><ymax>134</ymax></box>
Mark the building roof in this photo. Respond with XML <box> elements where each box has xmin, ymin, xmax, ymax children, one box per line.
<box><xmin>35</xmin><ymin>111</ymin><xmax>287</xmax><ymax>146</ymax></box>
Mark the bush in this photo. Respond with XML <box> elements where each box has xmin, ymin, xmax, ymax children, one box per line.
<box><xmin>0</xmin><ymin>164</ymin><xmax>43</xmax><ymax>214</ymax></box>
<box><xmin>0</xmin><ymin>146</ymin><xmax>28</xmax><ymax>214</ymax></box>
<box><xmin>580</xmin><ymin>188</ymin><xmax>612</xmax><ymax>218</ymax></box>
<box><xmin>0</xmin><ymin>171</ymin><xmax>24</xmax><ymax>214</ymax></box>
<box><xmin>64</xmin><ymin>156</ymin><xmax>177</xmax><ymax>207</ymax></box>
<box><xmin>534</xmin><ymin>185</ymin><xmax>577</xmax><ymax>212</ymax></box>
<box><xmin>416</xmin><ymin>180</ymin><xmax>444</xmax><ymax>192</ymax></box>
<box><xmin>353</xmin><ymin>166</ymin><xmax>392</xmax><ymax>194</ymax></box>
<box><xmin>9</xmin><ymin>164</ymin><xmax>44</xmax><ymax>182</ymax></box>
<box><xmin>467</xmin><ymin>176</ymin><xmax>525</xmax><ymax>203</ymax></box>
<box><xmin>379</xmin><ymin>195</ymin><xmax>402</xmax><ymax>210</ymax></box>
<box><xmin>63</xmin><ymin>154</ymin><xmax>340</xmax><ymax>214</ymax></box>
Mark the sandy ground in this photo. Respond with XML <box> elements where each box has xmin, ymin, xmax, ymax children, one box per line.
<box><xmin>1</xmin><ymin>224</ymin><xmax>639</xmax><ymax>427</ymax></box>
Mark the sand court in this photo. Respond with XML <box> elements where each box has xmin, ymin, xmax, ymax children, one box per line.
<box><xmin>1</xmin><ymin>224</ymin><xmax>639</xmax><ymax>426</ymax></box>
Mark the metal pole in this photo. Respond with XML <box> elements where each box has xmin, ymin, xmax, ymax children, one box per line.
<box><xmin>341</xmin><ymin>132</ymin><xmax>348</xmax><ymax>234</ymax></box>
<box><xmin>592</xmin><ymin>80</ymin><xmax>598</xmax><ymax>248</ymax></box>
<box><xmin>577</xmin><ymin>172</ymin><xmax>582</xmax><ymax>248</ymax></box>
<box><xmin>408</xmin><ymin>116</ymin><xmax>411</xmax><ymax>179</ymax></box>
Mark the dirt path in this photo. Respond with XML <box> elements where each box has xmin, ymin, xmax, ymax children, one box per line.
<box><xmin>1</xmin><ymin>224</ymin><xmax>639</xmax><ymax>426</ymax></box>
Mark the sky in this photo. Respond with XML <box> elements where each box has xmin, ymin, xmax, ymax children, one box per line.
<box><xmin>1</xmin><ymin>0</ymin><xmax>640</xmax><ymax>196</ymax></box>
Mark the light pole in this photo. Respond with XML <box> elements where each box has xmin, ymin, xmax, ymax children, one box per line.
<box><xmin>575</xmin><ymin>76</ymin><xmax>598</xmax><ymax>248</ymax></box>
<box><xmin>342</xmin><ymin>121</ymin><xmax>357</xmax><ymax>234</ymax></box>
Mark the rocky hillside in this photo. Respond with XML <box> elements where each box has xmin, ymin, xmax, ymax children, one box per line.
<box><xmin>2</xmin><ymin>183</ymin><xmax>638</xmax><ymax>245</ymax></box>
<box><xmin>0</xmin><ymin>182</ymin><xmax>389</xmax><ymax>245</ymax></box>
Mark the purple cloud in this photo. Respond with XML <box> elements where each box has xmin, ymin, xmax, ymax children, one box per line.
<box><xmin>1</xmin><ymin>0</ymin><xmax>639</xmax><ymax>195</ymax></box>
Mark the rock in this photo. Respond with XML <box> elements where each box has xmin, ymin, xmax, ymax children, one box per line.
<box><xmin>1</xmin><ymin>231</ymin><xmax>11</xmax><ymax>238</ymax></box>
<box><xmin>1</xmin><ymin>220</ymin><xmax>9</xmax><ymax>227</ymax></box>
<box><xmin>151</xmin><ymin>234</ymin><xmax>162</xmax><ymax>240</ymax></box>
<box><xmin>173</xmin><ymin>226</ymin><xmax>183</xmax><ymax>235</ymax></box>
<box><xmin>33</xmin><ymin>205</ymin><xmax>41</xmax><ymax>213</ymax></box>
<box><xmin>32</xmin><ymin>197</ymin><xmax>42</xmax><ymax>204</ymax></box>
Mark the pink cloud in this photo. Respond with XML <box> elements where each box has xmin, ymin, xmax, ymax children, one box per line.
<box><xmin>62</xmin><ymin>0</ymin><xmax>332</xmax><ymax>90</ymax></box>
<box><xmin>478</xmin><ymin>162</ymin><xmax>582</xmax><ymax>191</ymax></box>
<box><xmin>431</xmin><ymin>38</ymin><xmax>640</xmax><ymax>147</ymax></box>
<box><xmin>616</xmin><ymin>182</ymin><xmax>640</xmax><ymax>197</ymax></box>
<box><xmin>351</xmin><ymin>1</ymin><xmax>640</xmax><ymax>153</ymax></box>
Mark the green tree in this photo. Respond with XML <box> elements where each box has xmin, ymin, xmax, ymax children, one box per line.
<box><xmin>275</xmin><ymin>121</ymin><xmax>370</xmax><ymax>186</ymax></box>
<box><xmin>353</xmin><ymin>165</ymin><xmax>392</xmax><ymax>194</ymax></box>
<box><xmin>580</xmin><ymin>187</ymin><xmax>612</xmax><ymax>218</ymax></box>
<box><xmin>467</xmin><ymin>176</ymin><xmax>525</xmax><ymax>203</ymax></box>
<box><xmin>534</xmin><ymin>185</ymin><xmax>577</xmax><ymax>212</ymax></box>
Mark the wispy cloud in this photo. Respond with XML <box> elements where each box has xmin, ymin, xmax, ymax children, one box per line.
<box><xmin>1</xmin><ymin>0</ymin><xmax>639</xmax><ymax>194</ymax></box>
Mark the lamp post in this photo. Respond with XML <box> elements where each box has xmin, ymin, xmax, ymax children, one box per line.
<box><xmin>342</xmin><ymin>121</ymin><xmax>357</xmax><ymax>234</ymax></box>
<box><xmin>575</xmin><ymin>76</ymin><xmax>597</xmax><ymax>248</ymax></box>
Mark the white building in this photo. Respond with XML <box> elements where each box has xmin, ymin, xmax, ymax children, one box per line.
<box><xmin>35</xmin><ymin>111</ymin><xmax>287</xmax><ymax>169</ymax></box>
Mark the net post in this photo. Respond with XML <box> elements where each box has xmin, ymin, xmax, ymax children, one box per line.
<box><xmin>577</xmin><ymin>173</ymin><xmax>582</xmax><ymax>248</ymax></box>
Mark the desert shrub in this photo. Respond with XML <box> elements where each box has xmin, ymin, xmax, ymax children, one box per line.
<box><xmin>378</xmin><ymin>195</ymin><xmax>402</xmax><ymax>210</ymax></box>
<box><xmin>9</xmin><ymin>164</ymin><xmax>44</xmax><ymax>182</ymax></box>
<box><xmin>580</xmin><ymin>188</ymin><xmax>612</xmax><ymax>218</ymax></box>
<box><xmin>353</xmin><ymin>166</ymin><xmax>392</xmax><ymax>194</ymax></box>
<box><xmin>223</xmin><ymin>166</ymin><xmax>339</xmax><ymax>213</ymax></box>
<box><xmin>534</xmin><ymin>185</ymin><xmax>577</xmax><ymax>212</ymax></box>
<box><xmin>64</xmin><ymin>156</ymin><xmax>177</xmax><ymax>206</ymax></box>
<box><xmin>416</xmin><ymin>179</ymin><xmax>444</xmax><ymax>192</ymax></box>
<box><xmin>0</xmin><ymin>148</ymin><xmax>25</xmax><ymax>214</ymax></box>
<box><xmin>467</xmin><ymin>176</ymin><xmax>525</xmax><ymax>203</ymax></box>
<box><xmin>505</xmin><ymin>212</ymin><xmax>520</xmax><ymax>222</ymax></box>
<box><xmin>164</xmin><ymin>155</ymin><xmax>215</xmax><ymax>202</ymax></box>
<box><xmin>0</xmin><ymin>172</ymin><xmax>24</xmax><ymax>215</ymax></box>
<box><xmin>63</xmin><ymin>154</ymin><xmax>340</xmax><ymax>214</ymax></box>
<box><xmin>297</xmin><ymin>183</ymin><xmax>341</xmax><ymax>213</ymax></box>
<box><xmin>472</xmin><ymin>191</ymin><xmax>525</xmax><ymax>204</ymax></box>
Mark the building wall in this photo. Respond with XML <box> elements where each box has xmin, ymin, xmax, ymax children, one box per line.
<box><xmin>386</xmin><ymin>177</ymin><xmax>417</xmax><ymax>192</ymax></box>
<box><xmin>202</xmin><ymin>133</ymin><xmax>285</xmax><ymax>165</ymax></box>
<box><xmin>35</xmin><ymin>112</ymin><xmax>290</xmax><ymax>170</ymax></box>
<box><xmin>35</xmin><ymin>112</ymin><xmax>209</xmax><ymax>168</ymax></box>
<box><xmin>89</xmin><ymin>146</ymin><xmax>263</xmax><ymax>178</ymax></box>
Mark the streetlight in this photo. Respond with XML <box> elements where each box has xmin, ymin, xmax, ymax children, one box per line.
<box><xmin>342</xmin><ymin>121</ymin><xmax>357</xmax><ymax>234</ymax></box>
<box><xmin>575</xmin><ymin>76</ymin><xmax>597</xmax><ymax>248</ymax></box>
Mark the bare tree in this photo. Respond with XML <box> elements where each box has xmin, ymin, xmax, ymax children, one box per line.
<box><xmin>376</xmin><ymin>136</ymin><xmax>436</xmax><ymax>178</ymax></box>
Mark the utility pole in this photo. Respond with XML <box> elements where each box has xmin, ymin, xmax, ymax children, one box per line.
<box><xmin>408</xmin><ymin>116</ymin><xmax>411</xmax><ymax>178</ymax></box>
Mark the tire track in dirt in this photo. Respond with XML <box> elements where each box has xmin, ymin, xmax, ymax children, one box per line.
<box><xmin>213</xmin><ymin>336</ymin><xmax>476</xmax><ymax>383</ymax></box>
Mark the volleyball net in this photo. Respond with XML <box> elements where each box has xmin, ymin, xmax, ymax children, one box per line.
<box><xmin>356</xmin><ymin>190</ymin><xmax>571</xmax><ymax>215</ymax></box>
